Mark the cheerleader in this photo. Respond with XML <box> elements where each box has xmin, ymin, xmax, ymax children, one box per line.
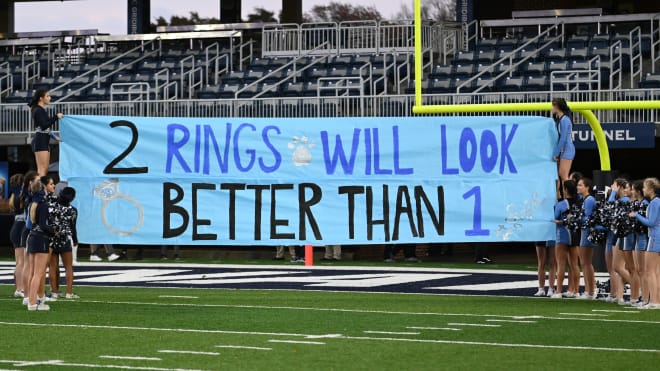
<box><xmin>551</xmin><ymin>98</ymin><xmax>575</xmax><ymax>183</ymax></box>
<box><xmin>577</xmin><ymin>177</ymin><xmax>597</xmax><ymax>299</ymax></box>
<box><xmin>630</xmin><ymin>178</ymin><xmax>660</xmax><ymax>309</ymax></box>
<box><xmin>8</xmin><ymin>174</ymin><xmax>25</xmax><ymax>298</ymax></box>
<box><xmin>552</xmin><ymin>180</ymin><xmax>580</xmax><ymax>298</ymax></box>
<box><xmin>28</xmin><ymin>89</ymin><xmax>63</xmax><ymax>176</ymax></box>
<box><xmin>610</xmin><ymin>179</ymin><xmax>637</xmax><ymax>304</ymax></box>
<box><xmin>49</xmin><ymin>187</ymin><xmax>79</xmax><ymax>299</ymax></box>
<box><xmin>631</xmin><ymin>180</ymin><xmax>649</xmax><ymax>306</ymax></box>
<box><xmin>18</xmin><ymin>171</ymin><xmax>40</xmax><ymax>305</ymax></box>
<box><xmin>26</xmin><ymin>180</ymin><xmax>55</xmax><ymax>311</ymax></box>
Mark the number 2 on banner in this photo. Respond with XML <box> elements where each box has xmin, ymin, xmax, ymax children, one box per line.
<box><xmin>103</xmin><ymin>120</ymin><xmax>149</xmax><ymax>174</ymax></box>
<box><xmin>463</xmin><ymin>186</ymin><xmax>490</xmax><ymax>236</ymax></box>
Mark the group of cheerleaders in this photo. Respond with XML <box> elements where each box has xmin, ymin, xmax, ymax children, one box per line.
<box><xmin>535</xmin><ymin>98</ymin><xmax>660</xmax><ymax>309</ymax></box>
<box><xmin>7</xmin><ymin>89</ymin><xmax>78</xmax><ymax>311</ymax></box>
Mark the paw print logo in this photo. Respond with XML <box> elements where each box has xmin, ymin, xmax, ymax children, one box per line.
<box><xmin>497</xmin><ymin>193</ymin><xmax>546</xmax><ymax>241</ymax></box>
<box><xmin>288</xmin><ymin>135</ymin><xmax>315</xmax><ymax>167</ymax></box>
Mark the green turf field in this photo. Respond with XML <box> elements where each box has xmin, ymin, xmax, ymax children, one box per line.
<box><xmin>1</xmin><ymin>285</ymin><xmax>658</xmax><ymax>370</ymax></box>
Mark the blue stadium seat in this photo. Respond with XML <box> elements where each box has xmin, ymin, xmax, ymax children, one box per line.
<box><xmin>548</xmin><ymin>61</ymin><xmax>569</xmax><ymax>73</ymax></box>
<box><xmin>282</xmin><ymin>82</ymin><xmax>305</xmax><ymax>97</ymax></box>
<box><xmin>544</xmin><ymin>49</ymin><xmax>567</xmax><ymax>61</ymax></box>
<box><xmin>566</xmin><ymin>35</ymin><xmax>589</xmax><ymax>50</ymax></box>
<box><xmin>4</xmin><ymin>89</ymin><xmax>30</xmax><ymax>104</ymax></box>
<box><xmin>589</xmin><ymin>35</ymin><xmax>610</xmax><ymax>49</ymax></box>
<box><xmin>454</xmin><ymin>51</ymin><xmax>476</xmax><ymax>65</ymax></box>
<box><xmin>524</xmin><ymin>61</ymin><xmax>546</xmax><ymax>75</ymax></box>
<box><xmin>218</xmin><ymin>83</ymin><xmax>241</xmax><ymax>99</ymax></box>
<box><xmin>569</xmin><ymin>48</ymin><xmax>590</xmax><ymax>61</ymax></box>
<box><xmin>477</xmin><ymin>51</ymin><xmax>497</xmax><ymax>63</ymax></box>
<box><xmin>639</xmin><ymin>74</ymin><xmax>660</xmax><ymax>89</ymax></box>
<box><xmin>525</xmin><ymin>76</ymin><xmax>549</xmax><ymax>91</ymax></box>
<box><xmin>454</xmin><ymin>64</ymin><xmax>475</xmax><ymax>78</ymax></box>
<box><xmin>498</xmin><ymin>76</ymin><xmax>524</xmax><ymax>92</ymax></box>
<box><xmin>196</xmin><ymin>85</ymin><xmax>221</xmax><ymax>99</ymax></box>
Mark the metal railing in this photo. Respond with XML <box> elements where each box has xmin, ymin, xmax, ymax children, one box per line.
<box><xmin>0</xmin><ymin>62</ymin><xmax>13</xmax><ymax>103</ymax></box>
<box><xmin>238</xmin><ymin>40</ymin><xmax>254</xmax><ymax>70</ymax></box>
<box><xmin>463</xmin><ymin>20</ymin><xmax>479</xmax><ymax>52</ymax></box>
<box><xmin>609</xmin><ymin>40</ymin><xmax>623</xmax><ymax>90</ymax></box>
<box><xmin>179</xmin><ymin>54</ymin><xmax>204</xmax><ymax>99</ymax></box>
<box><xmin>1</xmin><ymin>88</ymin><xmax>657</xmax><ymax>135</ymax></box>
<box><xmin>653</xmin><ymin>13</ymin><xmax>660</xmax><ymax>73</ymax></box>
<box><xmin>22</xmin><ymin>59</ymin><xmax>40</xmax><ymax>90</ymax></box>
<box><xmin>110</xmin><ymin>82</ymin><xmax>151</xmax><ymax>116</ymax></box>
<box><xmin>262</xmin><ymin>20</ymin><xmax>439</xmax><ymax>57</ymax></box>
<box><xmin>551</xmin><ymin>56</ymin><xmax>601</xmax><ymax>92</ymax></box>
<box><xmin>629</xmin><ymin>26</ymin><xmax>643</xmax><ymax>88</ymax></box>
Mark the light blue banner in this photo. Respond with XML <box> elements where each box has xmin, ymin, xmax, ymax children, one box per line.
<box><xmin>60</xmin><ymin>115</ymin><xmax>557</xmax><ymax>245</ymax></box>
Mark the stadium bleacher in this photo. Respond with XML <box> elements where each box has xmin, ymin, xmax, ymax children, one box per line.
<box><xmin>0</xmin><ymin>10</ymin><xmax>659</xmax><ymax>134</ymax></box>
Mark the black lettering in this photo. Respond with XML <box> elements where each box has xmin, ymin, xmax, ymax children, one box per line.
<box><xmin>162</xmin><ymin>182</ymin><xmax>188</xmax><ymax>238</ymax></box>
<box><xmin>270</xmin><ymin>184</ymin><xmax>295</xmax><ymax>239</ymax></box>
<box><xmin>415</xmin><ymin>186</ymin><xmax>445</xmax><ymax>237</ymax></box>
<box><xmin>192</xmin><ymin>183</ymin><xmax>217</xmax><ymax>240</ymax></box>
<box><xmin>339</xmin><ymin>186</ymin><xmax>365</xmax><ymax>239</ymax></box>
<box><xmin>247</xmin><ymin>185</ymin><xmax>270</xmax><ymax>240</ymax></box>
<box><xmin>367</xmin><ymin>185</ymin><xmax>390</xmax><ymax>242</ymax></box>
<box><xmin>392</xmin><ymin>186</ymin><xmax>418</xmax><ymax>240</ymax></box>
<box><xmin>298</xmin><ymin>183</ymin><xmax>322</xmax><ymax>240</ymax></box>
<box><xmin>221</xmin><ymin>183</ymin><xmax>246</xmax><ymax>240</ymax></box>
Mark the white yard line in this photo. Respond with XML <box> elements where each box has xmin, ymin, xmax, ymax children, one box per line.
<box><xmin>157</xmin><ymin>295</ymin><xmax>198</xmax><ymax>299</ymax></box>
<box><xmin>559</xmin><ymin>313</ymin><xmax>608</xmax><ymax>317</ymax></box>
<box><xmin>215</xmin><ymin>345</ymin><xmax>272</xmax><ymax>351</ymax></box>
<box><xmin>268</xmin><ymin>340</ymin><xmax>325</xmax><ymax>345</ymax></box>
<box><xmin>486</xmin><ymin>319</ymin><xmax>537</xmax><ymax>324</ymax></box>
<box><xmin>447</xmin><ymin>323</ymin><xmax>501</xmax><ymax>328</ymax></box>
<box><xmin>158</xmin><ymin>350</ymin><xmax>219</xmax><ymax>356</ymax></box>
<box><xmin>99</xmin><ymin>356</ymin><xmax>161</xmax><ymax>361</ymax></box>
<box><xmin>0</xmin><ymin>359</ymin><xmax>203</xmax><ymax>371</ymax></box>
<box><xmin>406</xmin><ymin>326</ymin><xmax>461</xmax><ymax>331</ymax></box>
<box><xmin>363</xmin><ymin>331</ymin><xmax>420</xmax><ymax>335</ymax></box>
<box><xmin>11</xmin><ymin>360</ymin><xmax>63</xmax><ymax>367</ymax></box>
<box><xmin>592</xmin><ymin>309</ymin><xmax>640</xmax><ymax>314</ymax></box>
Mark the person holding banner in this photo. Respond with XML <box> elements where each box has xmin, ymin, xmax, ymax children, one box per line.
<box><xmin>551</xmin><ymin>98</ymin><xmax>575</xmax><ymax>183</ymax></box>
<box><xmin>28</xmin><ymin>89</ymin><xmax>63</xmax><ymax>177</ymax></box>
<box><xmin>577</xmin><ymin>177</ymin><xmax>597</xmax><ymax>299</ymax></box>
<box><xmin>552</xmin><ymin>180</ymin><xmax>579</xmax><ymax>299</ymax></box>
<box><xmin>8</xmin><ymin>173</ymin><xmax>25</xmax><ymax>298</ymax></box>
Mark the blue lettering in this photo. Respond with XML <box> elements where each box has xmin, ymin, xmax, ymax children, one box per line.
<box><xmin>233</xmin><ymin>123</ymin><xmax>256</xmax><ymax>172</ymax></box>
<box><xmin>393</xmin><ymin>125</ymin><xmax>413</xmax><ymax>175</ymax></box>
<box><xmin>373</xmin><ymin>128</ymin><xmax>392</xmax><ymax>175</ymax></box>
<box><xmin>441</xmin><ymin>125</ymin><xmax>458</xmax><ymax>175</ymax></box>
<box><xmin>194</xmin><ymin>125</ymin><xmax>201</xmax><ymax>173</ymax></box>
<box><xmin>480</xmin><ymin>129</ymin><xmax>498</xmax><ymax>173</ymax></box>
<box><xmin>203</xmin><ymin>124</ymin><xmax>231</xmax><ymax>175</ymax></box>
<box><xmin>166</xmin><ymin>124</ymin><xmax>191</xmax><ymax>173</ymax></box>
<box><xmin>259</xmin><ymin>125</ymin><xmax>282</xmax><ymax>173</ymax></box>
<box><xmin>459</xmin><ymin>128</ymin><xmax>477</xmax><ymax>172</ymax></box>
<box><xmin>364</xmin><ymin>128</ymin><xmax>372</xmax><ymax>175</ymax></box>
<box><xmin>321</xmin><ymin>128</ymin><xmax>360</xmax><ymax>175</ymax></box>
<box><xmin>499</xmin><ymin>124</ymin><xmax>518</xmax><ymax>174</ymax></box>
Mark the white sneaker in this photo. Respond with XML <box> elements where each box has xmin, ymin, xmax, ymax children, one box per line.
<box><xmin>22</xmin><ymin>297</ymin><xmax>29</xmax><ymax>305</ymax></box>
<box><xmin>65</xmin><ymin>293</ymin><xmax>80</xmax><ymax>299</ymax></box>
<box><xmin>27</xmin><ymin>303</ymin><xmax>50</xmax><ymax>311</ymax></box>
<box><xmin>14</xmin><ymin>290</ymin><xmax>24</xmax><ymax>298</ymax></box>
<box><xmin>640</xmin><ymin>303</ymin><xmax>659</xmax><ymax>310</ymax></box>
<box><xmin>90</xmin><ymin>255</ymin><xmax>102</xmax><ymax>262</ymax></box>
<box><xmin>617</xmin><ymin>299</ymin><xmax>629</xmax><ymax>306</ymax></box>
<box><xmin>631</xmin><ymin>300</ymin><xmax>646</xmax><ymax>307</ymax></box>
<box><xmin>550</xmin><ymin>293</ymin><xmax>563</xmax><ymax>299</ymax></box>
<box><xmin>546</xmin><ymin>288</ymin><xmax>555</xmax><ymax>297</ymax></box>
<box><xmin>533</xmin><ymin>288</ymin><xmax>546</xmax><ymax>297</ymax></box>
<box><xmin>562</xmin><ymin>291</ymin><xmax>576</xmax><ymax>298</ymax></box>
<box><xmin>51</xmin><ymin>292</ymin><xmax>59</xmax><ymax>300</ymax></box>
<box><xmin>576</xmin><ymin>292</ymin><xmax>595</xmax><ymax>300</ymax></box>
<box><xmin>108</xmin><ymin>253</ymin><xmax>120</xmax><ymax>261</ymax></box>
<box><xmin>38</xmin><ymin>296</ymin><xmax>54</xmax><ymax>303</ymax></box>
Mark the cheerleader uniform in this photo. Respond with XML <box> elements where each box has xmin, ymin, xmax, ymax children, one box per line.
<box><xmin>616</xmin><ymin>196</ymin><xmax>635</xmax><ymax>251</ymax></box>
<box><xmin>636</xmin><ymin>196</ymin><xmax>660</xmax><ymax>253</ymax></box>
<box><xmin>26</xmin><ymin>191</ymin><xmax>53</xmax><ymax>254</ymax></box>
<box><xmin>580</xmin><ymin>195</ymin><xmax>598</xmax><ymax>247</ymax></box>
<box><xmin>554</xmin><ymin>198</ymin><xmax>571</xmax><ymax>245</ymax></box>
<box><xmin>553</xmin><ymin>115</ymin><xmax>576</xmax><ymax>160</ymax></box>
<box><xmin>635</xmin><ymin>199</ymin><xmax>650</xmax><ymax>251</ymax></box>
<box><xmin>30</xmin><ymin>106</ymin><xmax>59</xmax><ymax>153</ymax></box>
<box><xmin>8</xmin><ymin>185</ymin><xmax>25</xmax><ymax>248</ymax></box>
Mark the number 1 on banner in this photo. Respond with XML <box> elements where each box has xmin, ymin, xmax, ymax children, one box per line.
<box><xmin>463</xmin><ymin>186</ymin><xmax>490</xmax><ymax>236</ymax></box>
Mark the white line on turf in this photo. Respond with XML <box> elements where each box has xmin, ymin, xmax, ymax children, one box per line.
<box><xmin>157</xmin><ymin>295</ymin><xmax>198</xmax><ymax>299</ymax></box>
<box><xmin>486</xmin><ymin>319</ymin><xmax>537</xmax><ymax>324</ymax></box>
<box><xmin>268</xmin><ymin>340</ymin><xmax>325</xmax><ymax>345</ymax></box>
<box><xmin>447</xmin><ymin>323</ymin><xmax>501</xmax><ymax>327</ymax></box>
<box><xmin>215</xmin><ymin>346</ymin><xmax>272</xmax><ymax>351</ymax></box>
<box><xmin>12</xmin><ymin>360</ymin><xmax>63</xmax><ymax>367</ymax></box>
<box><xmin>0</xmin><ymin>359</ymin><xmax>201</xmax><ymax>371</ymax></box>
<box><xmin>99</xmin><ymin>356</ymin><xmax>161</xmax><ymax>361</ymax></box>
<box><xmin>157</xmin><ymin>350</ymin><xmax>219</xmax><ymax>356</ymax></box>
<box><xmin>591</xmin><ymin>310</ymin><xmax>640</xmax><ymax>314</ymax></box>
<box><xmin>406</xmin><ymin>326</ymin><xmax>461</xmax><ymax>331</ymax></box>
<box><xmin>559</xmin><ymin>313</ymin><xmax>607</xmax><ymax>317</ymax></box>
<box><xmin>363</xmin><ymin>331</ymin><xmax>420</xmax><ymax>335</ymax></box>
